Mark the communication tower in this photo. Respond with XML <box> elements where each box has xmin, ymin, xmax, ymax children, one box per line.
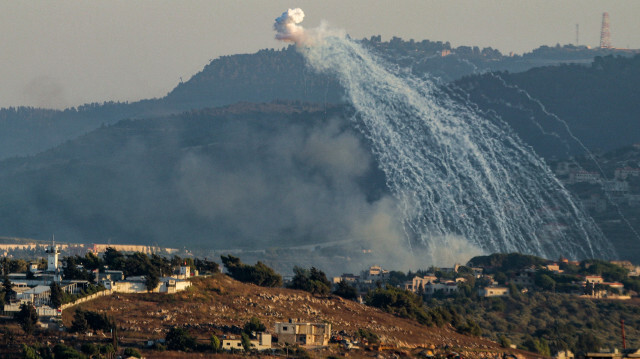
<box><xmin>599</xmin><ymin>12</ymin><xmax>611</xmax><ymax>48</ymax></box>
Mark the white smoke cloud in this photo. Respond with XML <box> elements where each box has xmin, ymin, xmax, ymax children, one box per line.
<box><xmin>274</xmin><ymin>8</ymin><xmax>344</xmax><ymax>47</ymax></box>
<box><xmin>274</xmin><ymin>8</ymin><xmax>306</xmax><ymax>44</ymax></box>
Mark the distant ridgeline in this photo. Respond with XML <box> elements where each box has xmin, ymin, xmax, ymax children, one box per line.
<box><xmin>0</xmin><ymin>37</ymin><xmax>637</xmax><ymax>160</ymax></box>
<box><xmin>455</xmin><ymin>54</ymin><xmax>640</xmax><ymax>158</ymax></box>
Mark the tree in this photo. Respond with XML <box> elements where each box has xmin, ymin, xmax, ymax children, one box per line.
<box><xmin>103</xmin><ymin>247</ymin><xmax>125</xmax><ymax>269</ymax></box>
<box><xmin>83</xmin><ymin>310</ymin><xmax>112</xmax><ymax>332</ymax></box>
<box><xmin>49</xmin><ymin>282</ymin><xmax>63</xmax><ymax>309</ymax></box>
<box><xmin>575</xmin><ymin>332</ymin><xmax>601</xmax><ymax>353</ymax></box>
<box><xmin>70</xmin><ymin>310</ymin><xmax>88</xmax><ymax>333</ymax></box>
<box><xmin>195</xmin><ymin>258</ymin><xmax>220</xmax><ymax>274</ymax></box>
<box><xmin>535</xmin><ymin>273</ymin><xmax>556</xmax><ymax>291</ymax></box>
<box><xmin>123</xmin><ymin>348</ymin><xmax>142</xmax><ymax>358</ymax></box>
<box><xmin>498</xmin><ymin>335</ymin><xmax>511</xmax><ymax>348</ymax></box>
<box><xmin>82</xmin><ymin>252</ymin><xmax>103</xmax><ymax>271</ymax></box>
<box><xmin>81</xmin><ymin>342</ymin><xmax>99</xmax><ymax>356</ymax></box>
<box><xmin>288</xmin><ymin>266</ymin><xmax>331</xmax><ymax>295</ymax></box>
<box><xmin>333</xmin><ymin>280</ymin><xmax>358</xmax><ymax>300</ymax></box>
<box><xmin>3</xmin><ymin>276</ymin><xmax>14</xmax><ymax>303</ymax></box>
<box><xmin>21</xmin><ymin>344</ymin><xmax>40</xmax><ymax>359</ymax></box>
<box><xmin>243</xmin><ymin>317</ymin><xmax>266</xmax><ymax>335</ymax></box>
<box><xmin>52</xmin><ymin>344</ymin><xmax>85</xmax><ymax>359</ymax></box>
<box><xmin>145</xmin><ymin>270</ymin><xmax>160</xmax><ymax>292</ymax></box>
<box><xmin>211</xmin><ymin>335</ymin><xmax>221</xmax><ymax>352</ymax></box>
<box><xmin>221</xmin><ymin>255</ymin><xmax>282</xmax><ymax>287</ymax></box>
<box><xmin>241</xmin><ymin>332</ymin><xmax>252</xmax><ymax>351</ymax></box>
<box><xmin>166</xmin><ymin>327</ymin><xmax>196</xmax><ymax>351</ymax></box>
<box><xmin>15</xmin><ymin>302</ymin><xmax>38</xmax><ymax>335</ymax></box>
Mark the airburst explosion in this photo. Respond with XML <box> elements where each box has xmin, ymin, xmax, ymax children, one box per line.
<box><xmin>274</xmin><ymin>8</ymin><xmax>617</xmax><ymax>263</ymax></box>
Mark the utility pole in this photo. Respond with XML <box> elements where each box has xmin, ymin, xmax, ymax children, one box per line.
<box><xmin>621</xmin><ymin>318</ymin><xmax>627</xmax><ymax>350</ymax></box>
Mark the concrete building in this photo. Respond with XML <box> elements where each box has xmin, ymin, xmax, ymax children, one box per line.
<box><xmin>478</xmin><ymin>286</ymin><xmax>509</xmax><ymax>297</ymax></box>
<box><xmin>250</xmin><ymin>333</ymin><xmax>272</xmax><ymax>351</ymax></box>
<box><xmin>404</xmin><ymin>275</ymin><xmax>437</xmax><ymax>292</ymax></box>
<box><xmin>275</xmin><ymin>319</ymin><xmax>331</xmax><ymax>347</ymax></box>
<box><xmin>222</xmin><ymin>339</ymin><xmax>244</xmax><ymax>351</ymax></box>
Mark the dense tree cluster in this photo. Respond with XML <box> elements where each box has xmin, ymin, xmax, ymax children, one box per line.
<box><xmin>288</xmin><ymin>266</ymin><xmax>331</xmax><ymax>295</ymax></box>
<box><xmin>333</xmin><ymin>280</ymin><xmax>358</xmax><ymax>300</ymax></box>
<box><xmin>70</xmin><ymin>309</ymin><xmax>112</xmax><ymax>333</ymax></box>
<box><xmin>220</xmin><ymin>255</ymin><xmax>282</xmax><ymax>288</ymax></box>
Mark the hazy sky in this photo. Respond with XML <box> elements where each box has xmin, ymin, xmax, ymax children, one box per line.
<box><xmin>1</xmin><ymin>1</ymin><xmax>638</xmax><ymax>109</ymax></box>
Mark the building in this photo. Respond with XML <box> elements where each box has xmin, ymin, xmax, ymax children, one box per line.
<box><xmin>555</xmin><ymin>350</ymin><xmax>575</xmax><ymax>359</ymax></box>
<box><xmin>478</xmin><ymin>287</ymin><xmax>509</xmax><ymax>297</ymax></box>
<box><xmin>603</xmin><ymin>180</ymin><xmax>629</xmax><ymax>194</ymax></box>
<box><xmin>570</xmin><ymin>171</ymin><xmax>601</xmax><ymax>184</ymax></box>
<box><xmin>332</xmin><ymin>273</ymin><xmax>358</xmax><ymax>284</ymax></box>
<box><xmin>222</xmin><ymin>339</ymin><xmax>244</xmax><ymax>351</ymax></box>
<box><xmin>360</xmin><ymin>265</ymin><xmax>389</xmax><ymax>281</ymax></box>
<box><xmin>511</xmin><ymin>268</ymin><xmax>536</xmax><ymax>287</ymax></box>
<box><xmin>178</xmin><ymin>265</ymin><xmax>191</xmax><ymax>279</ymax></box>
<box><xmin>614</xmin><ymin>167</ymin><xmax>640</xmax><ymax>180</ymax></box>
<box><xmin>404</xmin><ymin>275</ymin><xmax>437</xmax><ymax>292</ymax></box>
<box><xmin>275</xmin><ymin>319</ymin><xmax>331</xmax><ymax>347</ymax></box>
<box><xmin>111</xmin><ymin>277</ymin><xmax>191</xmax><ymax>294</ymax></box>
<box><xmin>546</xmin><ymin>263</ymin><xmax>563</xmax><ymax>273</ymax></box>
<box><xmin>585</xmin><ymin>275</ymin><xmax>604</xmax><ymax>284</ymax></box>
<box><xmin>250</xmin><ymin>333</ymin><xmax>272</xmax><ymax>351</ymax></box>
<box><xmin>585</xmin><ymin>349</ymin><xmax>622</xmax><ymax>359</ymax></box>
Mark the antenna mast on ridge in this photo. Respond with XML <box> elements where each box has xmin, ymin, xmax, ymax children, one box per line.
<box><xmin>600</xmin><ymin>12</ymin><xmax>611</xmax><ymax>48</ymax></box>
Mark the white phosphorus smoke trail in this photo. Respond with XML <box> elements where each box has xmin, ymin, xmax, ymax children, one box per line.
<box><xmin>274</xmin><ymin>9</ymin><xmax>618</xmax><ymax>261</ymax></box>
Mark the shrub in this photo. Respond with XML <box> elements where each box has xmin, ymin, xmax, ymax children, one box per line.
<box><xmin>81</xmin><ymin>343</ymin><xmax>99</xmax><ymax>356</ymax></box>
<box><xmin>357</xmin><ymin>328</ymin><xmax>379</xmax><ymax>344</ymax></box>
<box><xmin>123</xmin><ymin>347</ymin><xmax>142</xmax><ymax>358</ymax></box>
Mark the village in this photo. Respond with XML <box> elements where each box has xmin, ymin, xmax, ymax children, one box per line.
<box><xmin>3</xmin><ymin>242</ymin><xmax>640</xmax><ymax>358</ymax></box>
<box><xmin>552</xmin><ymin>145</ymin><xmax>640</xmax><ymax>212</ymax></box>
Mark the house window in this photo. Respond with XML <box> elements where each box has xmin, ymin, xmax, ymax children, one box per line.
<box><xmin>283</xmin><ymin>326</ymin><xmax>288</xmax><ymax>331</ymax></box>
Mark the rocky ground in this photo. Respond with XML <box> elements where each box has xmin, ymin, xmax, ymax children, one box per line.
<box><xmin>58</xmin><ymin>274</ymin><xmax>543</xmax><ymax>358</ymax></box>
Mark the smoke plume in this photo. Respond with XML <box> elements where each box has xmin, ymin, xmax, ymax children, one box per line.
<box><xmin>274</xmin><ymin>8</ymin><xmax>306</xmax><ymax>44</ymax></box>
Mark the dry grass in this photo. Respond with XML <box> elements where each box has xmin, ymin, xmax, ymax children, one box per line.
<box><xmin>60</xmin><ymin>274</ymin><xmax>540</xmax><ymax>358</ymax></box>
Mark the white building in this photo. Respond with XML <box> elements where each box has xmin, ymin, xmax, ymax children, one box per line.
<box><xmin>222</xmin><ymin>339</ymin><xmax>244</xmax><ymax>351</ymax></box>
<box><xmin>478</xmin><ymin>286</ymin><xmax>509</xmax><ymax>297</ymax></box>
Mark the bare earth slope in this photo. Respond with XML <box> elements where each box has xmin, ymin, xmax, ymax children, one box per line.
<box><xmin>63</xmin><ymin>274</ymin><xmax>540</xmax><ymax>358</ymax></box>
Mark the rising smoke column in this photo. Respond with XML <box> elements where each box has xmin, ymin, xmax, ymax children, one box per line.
<box><xmin>274</xmin><ymin>9</ymin><xmax>617</xmax><ymax>262</ymax></box>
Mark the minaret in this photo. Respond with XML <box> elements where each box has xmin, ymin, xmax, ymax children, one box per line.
<box><xmin>46</xmin><ymin>235</ymin><xmax>60</xmax><ymax>272</ymax></box>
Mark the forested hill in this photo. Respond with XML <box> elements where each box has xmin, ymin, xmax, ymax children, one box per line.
<box><xmin>0</xmin><ymin>102</ymin><xmax>388</xmax><ymax>253</ymax></box>
<box><xmin>1</xmin><ymin>37</ymin><xmax>637</xmax><ymax>160</ymax></box>
<box><xmin>456</xmin><ymin>54</ymin><xmax>640</xmax><ymax>158</ymax></box>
